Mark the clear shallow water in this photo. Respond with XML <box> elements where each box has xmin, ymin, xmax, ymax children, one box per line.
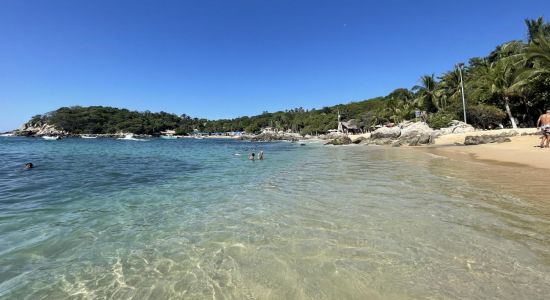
<box><xmin>0</xmin><ymin>137</ymin><xmax>549</xmax><ymax>299</ymax></box>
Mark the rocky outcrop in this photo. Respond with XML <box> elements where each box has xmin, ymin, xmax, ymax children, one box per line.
<box><xmin>14</xmin><ymin>123</ymin><xmax>67</xmax><ymax>136</ymax></box>
<box><xmin>464</xmin><ymin>135</ymin><xmax>512</xmax><ymax>145</ymax></box>
<box><xmin>325</xmin><ymin>136</ymin><xmax>352</xmax><ymax>145</ymax></box>
<box><xmin>246</xmin><ymin>132</ymin><xmax>301</xmax><ymax>142</ymax></box>
<box><xmin>362</xmin><ymin>138</ymin><xmax>393</xmax><ymax>146</ymax></box>
<box><xmin>429</xmin><ymin>120</ymin><xmax>475</xmax><ymax>144</ymax></box>
<box><xmin>399</xmin><ymin>122</ymin><xmax>433</xmax><ymax>146</ymax></box>
<box><xmin>439</xmin><ymin>120</ymin><xmax>475</xmax><ymax>135</ymax></box>
<box><xmin>371</xmin><ymin>126</ymin><xmax>401</xmax><ymax>139</ymax></box>
<box><xmin>365</xmin><ymin>122</ymin><xmax>435</xmax><ymax>146</ymax></box>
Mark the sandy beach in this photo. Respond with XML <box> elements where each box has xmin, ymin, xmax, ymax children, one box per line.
<box><xmin>427</xmin><ymin>129</ymin><xmax>550</xmax><ymax>170</ymax></box>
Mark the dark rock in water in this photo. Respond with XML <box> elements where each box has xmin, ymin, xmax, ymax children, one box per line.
<box><xmin>464</xmin><ymin>135</ymin><xmax>512</xmax><ymax>145</ymax></box>
<box><xmin>300</xmin><ymin>143</ymin><xmax>306</xmax><ymax>146</ymax></box>
<box><xmin>352</xmin><ymin>137</ymin><xmax>367</xmax><ymax>144</ymax></box>
<box><xmin>325</xmin><ymin>136</ymin><xmax>352</xmax><ymax>145</ymax></box>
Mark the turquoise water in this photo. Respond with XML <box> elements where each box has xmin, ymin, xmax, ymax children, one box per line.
<box><xmin>1</xmin><ymin>137</ymin><xmax>549</xmax><ymax>299</ymax></box>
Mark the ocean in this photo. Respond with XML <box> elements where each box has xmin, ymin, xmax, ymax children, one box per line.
<box><xmin>0</xmin><ymin>137</ymin><xmax>549</xmax><ymax>299</ymax></box>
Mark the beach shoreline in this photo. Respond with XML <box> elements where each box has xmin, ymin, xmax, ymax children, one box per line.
<box><xmin>423</xmin><ymin>134</ymin><xmax>550</xmax><ymax>170</ymax></box>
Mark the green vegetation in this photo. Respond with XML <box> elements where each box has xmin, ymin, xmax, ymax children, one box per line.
<box><xmin>28</xmin><ymin>18</ymin><xmax>550</xmax><ymax>135</ymax></box>
<box><xmin>28</xmin><ymin>106</ymin><xmax>207</xmax><ymax>135</ymax></box>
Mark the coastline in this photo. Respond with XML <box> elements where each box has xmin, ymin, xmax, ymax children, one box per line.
<box><xmin>424</xmin><ymin>134</ymin><xmax>550</xmax><ymax>170</ymax></box>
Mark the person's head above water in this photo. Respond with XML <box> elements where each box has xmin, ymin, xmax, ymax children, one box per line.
<box><xmin>24</xmin><ymin>162</ymin><xmax>33</xmax><ymax>169</ymax></box>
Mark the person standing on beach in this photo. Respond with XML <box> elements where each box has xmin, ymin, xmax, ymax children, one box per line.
<box><xmin>536</xmin><ymin>109</ymin><xmax>550</xmax><ymax>148</ymax></box>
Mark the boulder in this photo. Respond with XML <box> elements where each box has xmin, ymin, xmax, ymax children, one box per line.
<box><xmin>400</xmin><ymin>122</ymin><xmax>433</xmax><ymax>139</ymax></box>
<box><xmin>398</xmin><ymin>122</ymin><xmax>433</xmax><ymax>146</ymax></box>
<box><xmin>440</xmin><ymin>120</ymin><xmax>475</xmax><ymax>134</ymax></box>
<box><xmin>464</xmin><ymin>135</ymin><xmax>512</xmax><ymax>145</ymax></box>
<box><xmin>325</xmin><ymin>136</ymin><xmax>352</xmax><ymax>145</ymax></box>
<box><xmin>371</xmin><ymin>126</ymin><xmax>401</xmax><ymax>139</ymax></box>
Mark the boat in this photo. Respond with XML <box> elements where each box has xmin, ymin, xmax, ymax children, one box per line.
<box><xmin>194</xmin><ymin>135</ymin><xmax>204</xmax><ymax>140</ymax></box>
<box><xmin>117</xmin><ymin>134</ymin><xmax>146</xmax><ymax>141</ymax></box>
<box><xmin>42</xmin><ymin>136</ymin><xmax>60</xmax><ymax>140</ymax></box>
<box><xmin>81</xmin><ymin>135</ymin><xmax>97</xmax><ymax>139</ymax></box>
<box><xmin>0</xmin><ymin>133</ymin><xmax>14</xmax><ymax>137</ymax></box>
<box><xmin>160</xmin><ymin>135</ymin><xmax>177</xmax><ymax>139</ymax></box>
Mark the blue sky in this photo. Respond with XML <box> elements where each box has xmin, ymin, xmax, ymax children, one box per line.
<box><xmin>0</xmin><ymin>0</ymin><xmax>548</xmax><ymax>131</ymax></box>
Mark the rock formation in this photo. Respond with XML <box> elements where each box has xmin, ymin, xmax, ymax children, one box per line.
<box><xmin>325</xmin><ymin>136</ymin><xmax>352</xmax><ymax>145</ymax></box>
<box><xmin>464</xmin><ymin>135</ymin><xmax>512</xmax><ymax>145</ymax></box>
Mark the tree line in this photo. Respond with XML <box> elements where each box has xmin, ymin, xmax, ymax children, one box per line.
<box><xmin>28</xmin><ymin>17</ymin><xmax>550</xmax><ymax>135</ymax></box>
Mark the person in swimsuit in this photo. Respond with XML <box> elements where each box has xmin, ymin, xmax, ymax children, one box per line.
<box><xmin>249</xmin><ymin>153</ymin><xmax>255</xmax><ymax>160</ymax></box>
<box><xmin>536</xmin><ymin>109</ymin><xmax>550</xmax><ymax>148</ymax></box>
<box><xmin>258</xmin><ymin>151</ymin><xmax>264</xmax><ymax>160</ymax></box>
<box><xmin>24</xmin><ymin>162</ymin><xmax>33</xmax><ymax>169</ymax></box>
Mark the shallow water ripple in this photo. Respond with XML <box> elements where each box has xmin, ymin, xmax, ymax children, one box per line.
<box><xmin>0</xmin><ymin>138</ymin><xmax>549</xmax><ymax>299</ymax></box>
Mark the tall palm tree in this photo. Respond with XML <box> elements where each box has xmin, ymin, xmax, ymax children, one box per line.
<box><xmin>437</xmin><ymin>70</ymin><xmax>462</xmax><ymax>110</ymax></box>
<box><xmin>412</xmin><ymin>74</ymin><xmax>439</xmax><ymax>113</ymax></box>
<box><xmin>479</xmin><ymin>59</ymin><xmax>530</xmax><ymax>128</ymax></box>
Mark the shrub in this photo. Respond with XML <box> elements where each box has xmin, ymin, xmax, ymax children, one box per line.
<box><xmin>427</xmin><ymin>111</ymin><xmax>455</xmax><ymax>129</ymax></box>
<box><xmin>466</xmin><ymin>104</ymin><xmax>506</xmax><ymax>129</ymax></box>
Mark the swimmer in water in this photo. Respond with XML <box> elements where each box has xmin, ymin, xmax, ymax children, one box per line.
<box><xmin>258</xmin><ymin>151</ymin><xmax>264</xmax><ymax>160</ymax></box>
<box><xmin>249</xmin><ymin>153</ymin><xmax>255</xmax><ymax>160</ymax></box>
<box><xmin>24</xmin><ymin>162</ymin><xmax>33</xmax><ymax>169</ymax></box>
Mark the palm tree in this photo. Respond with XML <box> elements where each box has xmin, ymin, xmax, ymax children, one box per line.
<box><xmin>525</xmin><ymin>17</ymin><xmax>550</xmax><ymax>43</ymax></box>
<box><xmin>412</xmin><ymin>74</ymin><xmax>439</xmax><ymax>113</ymax></box>
<box><xmin>526</xmin><ymin>33</ymin><xmax>550</xmax><ymax>73</ymax></box>
<box><xmin>487</xmin><ymin>40</ymin><xmax>525</xmax><ymax>63</ymax></box>
<box><xmin>479</xmin><ymin>59</ymin><xmax>530</xmax><ymax>128</ymax></box>
<box><xmin>437</xmin><ymin>70</ymin><xmax>462</xmax><ymax>110</ymax></box>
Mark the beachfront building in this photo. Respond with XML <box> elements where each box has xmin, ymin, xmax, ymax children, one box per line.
<box><xmin>336</xmin><ymin>110</ymin><xmax>360</xmax><ymax>134</ymax></box>
<box><xmin>339</xmin><ymin>120</ymin><xmax>360</xmax><ymax>134</ymax></box>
